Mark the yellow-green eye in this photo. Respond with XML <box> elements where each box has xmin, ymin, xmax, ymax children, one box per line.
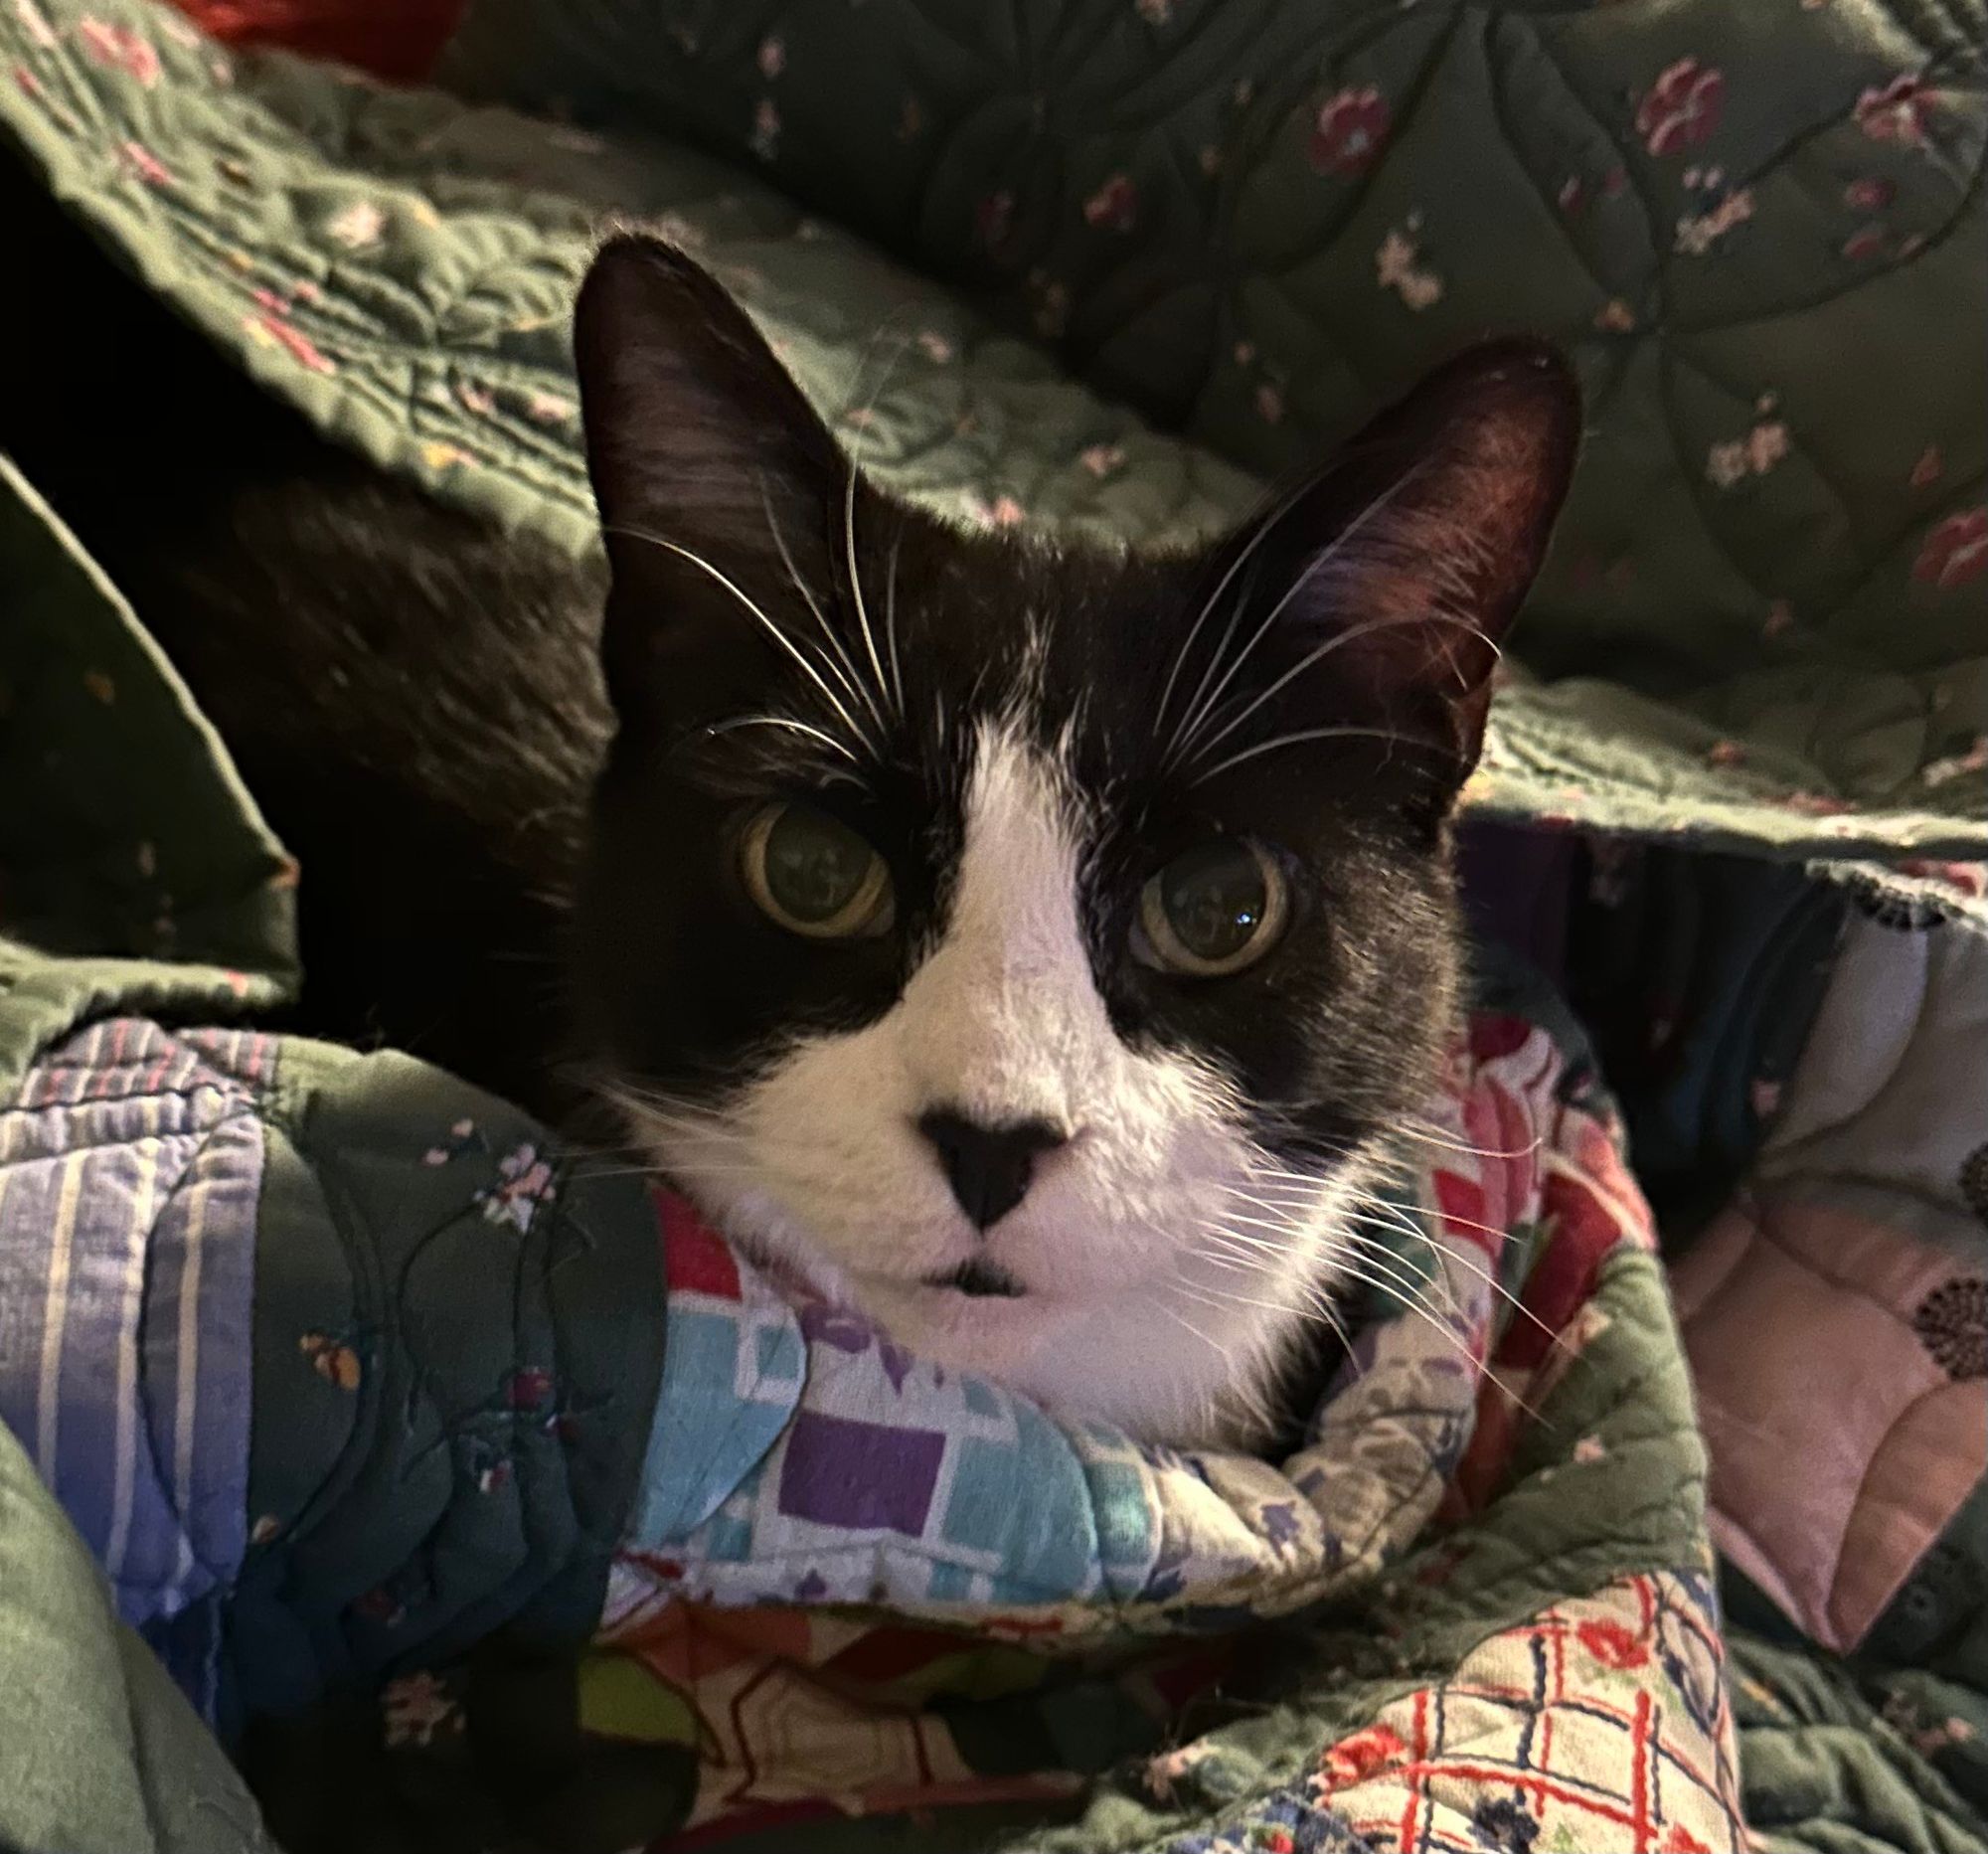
<box><xmin>1135</xmin><ymin>839</ymin><xmax>1288</xmax><ymax>977</ymax></box>
<box><xmin>741</xmin><ymin>802</ymin><xmax>895</xmax><ymax>939</ymax></box>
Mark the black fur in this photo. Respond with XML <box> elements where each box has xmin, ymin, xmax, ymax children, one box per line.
<box><xmin>572</xmin><ymin>238</ymin><xmax>1578</xmax><ymax>1173</ymax></box>
<box><xmin>5</xmin><ymin>172</ymin><xmax>1578</xmax><ymax>1182</ymax></box>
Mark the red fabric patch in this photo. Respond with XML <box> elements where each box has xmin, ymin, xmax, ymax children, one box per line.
<box><xmin>1467</xmin><ymin>1012</ymin><xmax>1534</xmax><ymax>1062</ymax></box>
<box><xmin>1319</xmin><ymin>1723</ymin><xmax>1408</xmax><ymax>1787</ymax></box>
<box><xmin>168</xmin><ymin>0</ymin><xmax>464</xmax><ymax>84</ymax></box>
<box><xmin>1500</xmin><ymin>1169</ymin><xmax>1616</xmax><ymax>1372</ymax></box>
<box><xmin>1577</xmin><ymin>1618</ymin><xmax>1651</xmax><ymax>1669</ymax></box>
<box><xmin>658</xmin><ymin>1189</ymin><xmax>742</xmax><ymax>1300</ymax></box>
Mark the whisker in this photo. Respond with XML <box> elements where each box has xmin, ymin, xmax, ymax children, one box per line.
<box><xmin>601</xmin><ymin>525</ymin><xmax>873</xmax><ymax>753</ymax></box>
<box><xmin>884</xmin><ymin>532</ymin><xmax>907</xmax><ymax>717</ymax></box>
<box><xmin>1187</xmin><ymin>725</ymin><xmax>1450</xmax><ymax>787</ymax></box>
<box><xmin>1157</xmin><ymin>474</ymin><xmax>1312</xmax><ymax>742</ymax></box>
<box><xmin>1185</xmin><ymin>611</ymin><xmax>1496</xmax><ymax>770</ymax></box>
<box><xmin>1342</xmin><ymin>1221</ymin><xmax>1567</xmax><ymax>1353</ymax></box>
<box><xmin>1169</xmin><ymin>463</ymin><xmax>1428</xmax><ymax>759</ymax></box>
<box><xmin>1395</xmin><ymin>1117</ymin><xmax>1548</xmax><ymax>1162</ymax></box>
<box><xmin>843</xmin><ymin>463</ymin><xmax>895</xmax><ymax>723</ymax></box>
<box><xmin>701</xmin><ymin>714</ymin><xmax>861</xmax><ymax>763</ymax></box>
<box><xmin>757</xmin><ymin>477</ymin><xmax>880</xmax><ymax>726</ymax></box>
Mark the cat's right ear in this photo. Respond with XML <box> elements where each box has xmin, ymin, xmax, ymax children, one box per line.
<box><xmin>574</xmin><ymin>235</ymin><xmax>844</xmax><ymax>715</ymax></box>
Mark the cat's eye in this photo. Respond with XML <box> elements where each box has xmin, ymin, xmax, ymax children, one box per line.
<box><xmin>741</xmin><ymin>802</ymin><xmax>895</xmax><ymax>939</ymax></box>
<box><xmin>1134</xmin><ymin>838</ymin><xmax>1288</xmax><ymax>977</ymax></box>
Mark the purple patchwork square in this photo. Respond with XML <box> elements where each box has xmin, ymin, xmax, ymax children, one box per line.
<box><xmin>777</xmin><ymin>1411</ymin><xmax>945</xmax><ymax>1536</ymax></box>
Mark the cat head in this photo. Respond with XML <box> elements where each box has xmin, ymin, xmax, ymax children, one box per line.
<box><xmin>571</xmin><ymin>235</ymin><xmax>1579</xmax><ymax>1445</ymax></box>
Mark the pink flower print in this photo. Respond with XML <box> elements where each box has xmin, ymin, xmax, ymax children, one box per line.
<box><xmin>244</xmin><ymin>303</ymin><xmax>333</xmax><ymax>374</ymax></box>
<box><xmin>16</xmin><ymin>0</ymin><xmax>58</xmax><ymax>50</ymax></box>
<box><xmin>916</xmin><ymin>329</ymin><xmax>955</xmax><ymax>364</ymax></box>
<box><xmin>1673</xmin><ymin>187</ymin><xmax>1754</xmax><ymax>254</ymax></box>
<box><xmin>1856</xmin><ymin>75</ymin><xmax>1931</xmax><ymax>146</ymax></box>
<box><xmin>756</xmin><ymin>34</ymin><xmax>784</xmax><ymax>80</ymax></box>
<box><xmin>749</xmin><ymin>97</ymin><xmax>780</xmax><ymax>162</ymax></box>
<box><xmin>504</xmin><ymin>1365</ymin><xmax>554</xmax><ymax>1411</ymax></box>
<box><xmin>1910</xmin><ymin>444</ymin><xmax>1943</xmax><ymax>488</ymax></box>
<box><xmin>963</xmin><ymin>490</ymin><xmax>1026</xmax><ymax>529</ymax></box>
<box><xmin>1913</xmin><ymin>509</ymin><xmax>1988</xmax><ymax>590</ymax></box>
<box><xmin>120</xmin><ymin>140</ymin><xmax>172</xmax><ymax>188</ymax></box>
<box><xmin>1079</xmin><ymin>442</ymin><xmax>1125</xmax><ymax>478</ymax></box>
<box><xmin>478</xmin><ymin>1142</ymin><xmax>556</xmax><ymax>1231</ymax></box>
<box><xmin>382</xmin><ymin>1672</ymin><xmax>458</xmax><ymax>1749</ymax></box>
<box><xmin>1082</xmin><ymin>173</ymin><xmax>1139</xmax><ymax>232</ymax></box>
<box><xmin>1844</xmin><ymin>175</ymin><xmax>1896</xmax><ymax>211</ymax></box>
<box><xmin>79</xmin><ymin>17</ymin><xmax>159</xmax><ymax>87</ymax></box>
<box><xmin>1841</xmin><ymin>225</ymin><xmax>1887</xmax><ymax>260</ymax></box>
<box><xmin>1747</xmin><ymin>421</ymin><xmax>1789</xmax><ymax>473</ymax></box>
<box><xmin>1920</xmin><ymin>736</ymin><xmax>1988</xmax><ymax>787</ymax></box>
<box><xmin>976</xmin><ymin>189</ymin><xmax>1016</xmax><ymax>253</ymax></box>
<box><xmin>1308</xmin><ymin>85</ymin><xmax>1391</xmax><ymax>176</ymax></box>
<box><xmin>1635</xmin><ymin>58</ymin><xmax>1725</xmax><ymax>157</ymax></box>
<box><xmin>1376</xmin><ymin>228</ymin><xmax>1443</xmax><ymax>310</ymax></box>
<box><xmin>325</xmin><ymin>200</ymin><xmax>385</xmax><ymax>251</ymax></box>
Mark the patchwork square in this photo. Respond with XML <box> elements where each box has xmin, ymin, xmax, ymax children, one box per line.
<box><xmin>777</xmin><ymin>1411</ymin><xmax>945</xmax><ymax>1536</ymax></box>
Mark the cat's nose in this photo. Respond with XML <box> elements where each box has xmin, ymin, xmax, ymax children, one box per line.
<box><xmin>916</xmin><ymin>1110</ymin><xmax>1068</xmax><ymax>1231</ymax></box>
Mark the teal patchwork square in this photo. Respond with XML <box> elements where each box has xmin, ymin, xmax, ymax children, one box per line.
<box><xmin>941</xmin><ymin>1408</ymin><xmax>1094</xmax><ymax>1596</ymax></box>
<box><xmin>1084</xmin><ymin>1460</ymin><xmax>1152</xmax><ymax>1569</ymax></box>
<box><xmin>926</xmin><ymin>1560</ymin><xmax>974</xmax><ymax>1601</ymax></box>
<box><xmin>754</xmin><ymin>1320</ymin><xmax>803</xmax><ymax>1383</ymax></box>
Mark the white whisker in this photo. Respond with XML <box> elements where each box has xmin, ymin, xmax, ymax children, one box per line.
<box><xmin>1157</xmin><ymin>474</ymin><xmax>1312</xmax><ymax>742</ymax></box>
<box><xmin>601</xmin><ymin>525</ymin><xmax>873</xmax><ymax>753</ymax></box>
<box><xmin>1170</xmin><ymin>464</ymin><xmax>1428</xmax><ymax>760</ymax></box>
<box><xmin>757</xmin><ymin>477</ymin><xmax>879</xmax><ymax>727</ymax></box>
<box><xmin>844</xmin><ymin>463</ymin><xmax>895</xmax><ymax>723</ymax></box>
<box><xmin>702</xmin><ymin>714</ymin><xmax>861</xmax><ymax>763</ymax></box>
<box><xmin>1187</xmin><ymin>725</ymin><xmax>1448</xmax><ymax>786</ymax></box>
<box><xmin>1186</xmin><ymin>611</ymin><xmax>1496</xmax><ymax>769</ymax></box>
<box><xmin>884</xmin><ymin>532</ymin><xmax>907</xmax><ymax>716</ymax></box>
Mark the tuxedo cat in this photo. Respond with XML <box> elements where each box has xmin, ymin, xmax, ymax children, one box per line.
<box><xmin>6</xmin><ymin>186</ymin><xmax>1578</xmax><ymax>1445</ymax></box>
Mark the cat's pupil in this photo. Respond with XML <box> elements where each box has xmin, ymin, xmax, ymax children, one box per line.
<box><xmin>764</xmin><ymin>807</ymin><xmax>875</xmax><ymax>923</ymax></box>
<box><xmin>1162</xmin><ymin>841</ymin><xmax>1267</xmax><ymax>961</ymax></box>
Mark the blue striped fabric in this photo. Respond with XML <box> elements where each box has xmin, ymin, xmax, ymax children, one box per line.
<box><xmin>0</xmin><ymin>1017</ymin><xmax>270</xmax><ymax>1719</ymax></box>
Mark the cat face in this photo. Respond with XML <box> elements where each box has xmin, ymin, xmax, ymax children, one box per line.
<box><xmin>570</xmin><ymin>237</ymin><xmax>1578</xmax><ymax>1445</ymax></box>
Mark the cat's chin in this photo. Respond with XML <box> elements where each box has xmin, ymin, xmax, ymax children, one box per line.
<box><xmin>835</xmin><ymin>1263</ymin><xmax>1307</xmax><ymax>1453</ymax></box>
<box><xmin>656</xmin><ymin>1165</ymin><xmax>1345</xmax><ymax>1451</ymax></box>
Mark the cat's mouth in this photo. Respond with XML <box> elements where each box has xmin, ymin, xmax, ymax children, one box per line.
<box><xmin>922</xmin><ymin>1258</ymin><xmax>1028</xmax><ymax>1300</ymax></box>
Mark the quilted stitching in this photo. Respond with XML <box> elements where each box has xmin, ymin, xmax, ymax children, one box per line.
<box><xmin>0</xmin><ymin>0</ymin><xmax>1983</xmax><ymax>869</ymax></box>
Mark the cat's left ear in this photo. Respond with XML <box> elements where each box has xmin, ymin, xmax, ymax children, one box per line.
<box><xmin>1194</xmin><ymin>341</ymin><xmax>1580</xmax><ymax>797</ymax></box>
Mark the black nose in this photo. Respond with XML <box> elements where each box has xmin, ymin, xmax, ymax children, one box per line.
<box><xmin>917</xmin><ymin>1110</ymin><xmax>1067</xmax><ymax>1230</ymax></box>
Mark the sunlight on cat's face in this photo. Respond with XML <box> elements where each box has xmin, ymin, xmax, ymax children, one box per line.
<box><xmin>619</xmin><ymin>721</ymin><xmax>1361</xmax><ymax>1448</ymax></box>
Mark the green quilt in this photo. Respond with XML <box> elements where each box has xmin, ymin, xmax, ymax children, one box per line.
<box><xmin>0</xmin><ymin>2</ymin><xmax>1984</xmax><ymax>1852</ymax></box>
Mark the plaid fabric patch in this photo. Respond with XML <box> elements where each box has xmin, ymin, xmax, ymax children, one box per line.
<box><xmin>1305</xmin><ymin>1570</ymin><xmax>1741</xmax><ymax>1854</ymax></box>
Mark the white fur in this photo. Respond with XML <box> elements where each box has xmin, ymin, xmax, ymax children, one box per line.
<box><xmin>628</xmin><ymin>720</ymin><xmax>1356</xmax><ymax>1445</ymax></box>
